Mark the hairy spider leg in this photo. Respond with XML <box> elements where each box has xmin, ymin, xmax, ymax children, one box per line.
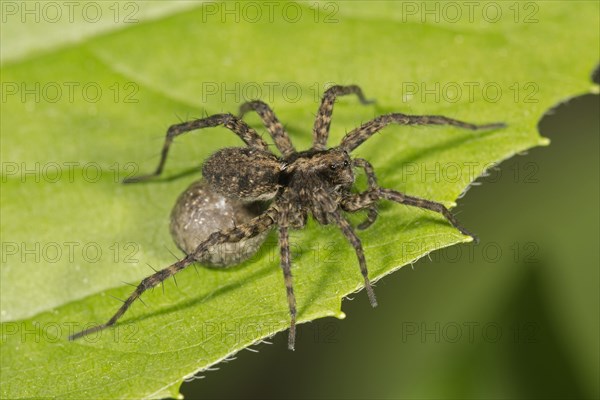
<box><xmin>278</xmin><ymin>226</ymin><xmax>297</xmax><ymax>350</ymax></box>
<box><xmin>123</xmin><ymin>114</ymin><xmax>270</xmax><ymax>183</ymax></box>
<box><xmin>352</xmin><ymin>158</ymin><xmax>379</xmax><ymax>230</ymax></box>
<box><xmin>330</xmin><ymin>209</ymin><xmax>378</xmax><ymax>307</ymax></box>
<box><xmin>340</xmin><ymin>113</ymin><xmax>507</xmax><ymax>152</ymax></box>
<box><xmin>279</xmin><ymin>202</ymin><xmax>379</xmax><ymax>351</ymax></box>
<box><xmin>238</xmin><ymin>100</ymin><xmax>296</xmax><ymax>157</ymax></box>
<box><xmin>341</xmin><ymin>188</ymin><xmax>478</xmax><ymax>242</ymax></box>
<box><xmin>69</xmin><ymin>208</ymin><xmax>277</xmax><ymax>341</ymax></box>
<box><xmin>312</xmin><ymin>85</ymin><xmax>375</xmax><ymax>151</ymax></box>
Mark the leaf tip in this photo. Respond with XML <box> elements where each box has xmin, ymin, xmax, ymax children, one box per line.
<box><xmin>539</xmin><ymin>137</ymin><xmax>551</xmax><ymax>146</ymax></box>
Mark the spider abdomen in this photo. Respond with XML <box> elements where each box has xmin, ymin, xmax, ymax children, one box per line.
<box><xmin>203</xmin><ymin>147</ymin><xmax>281</xmax><ymax>201</ymax></box>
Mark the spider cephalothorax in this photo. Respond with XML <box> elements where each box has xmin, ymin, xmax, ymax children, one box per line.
<box><xmin>70</xmin><ymin>85</ymin><xmax>504</xmax><ymax>349</ymax></box>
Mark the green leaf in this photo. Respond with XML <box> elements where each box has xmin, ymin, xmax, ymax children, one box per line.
<box><xmin>1</xmin><ymin>1</ymin><xmax>597</xmax><ymax>399</ymax></box>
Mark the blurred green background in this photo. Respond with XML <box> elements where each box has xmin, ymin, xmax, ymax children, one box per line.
<box><xmin>2</xmin><ymin>1</ymin><xmax>598</xmax><ymax>399</ymax></box>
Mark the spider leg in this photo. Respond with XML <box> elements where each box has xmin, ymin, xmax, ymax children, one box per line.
<box><xmin>278</xmin><ymin>226</ymin><xmax>297</xmax><ymax>350</ymax></box>
<box><xmin>69</xmin><ymin>208</ymin><xmax>276</xmax><ymax>341</ymax></box>
<box><xmin>330</xmin><ymin>209</ymin><xmax>378</xmax><ymax>308</ymax></box>
<box><xmin>352</xmin><ymin>158</ymin><xmax>379</xmax><ymax>230</ymax></box>
<box><xmin>123</xmin><ymin>114</ymin><xmax>269</xmax><ymax>183</ymax></box>
<box><xmin>238</xmin><ymin>100</ymin><xmax>296</xmax><ymax>157</ymax></box>
<box><xmin>340</xmin><ymin>113</ymin><xmax>506</xmax><ymax>152</ymax></box>
<box><xmin>312</xmin><ymin>85</ymin><xmax>375</xmax><ymax>151</ymax></box>
<box><xmin>341</xmin><ymin>188</ymin><xmax>478</xmax><ymax>242</ymax></box>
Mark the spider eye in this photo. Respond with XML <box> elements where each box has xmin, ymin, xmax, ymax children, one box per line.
<box><xmin>329</xmin><ymin>164</ymin><xmax>337</xmax><ymax>170</ymax></box>
<box><xmin>343</xmin><ymin>160</ymin><xmax>349</xmax><ymax>167</ymax></box>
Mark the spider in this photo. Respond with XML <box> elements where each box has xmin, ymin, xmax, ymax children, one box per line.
<box><xmin>70</xmin><ymin>85</ymin><xmax>504</xmax><ymax>349</ymax></box>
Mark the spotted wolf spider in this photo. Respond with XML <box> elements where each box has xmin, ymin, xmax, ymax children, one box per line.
<box><xmin>70</xmin><ymin>85</ymin><xmax>504</xmax><ymax>349</ymax></box>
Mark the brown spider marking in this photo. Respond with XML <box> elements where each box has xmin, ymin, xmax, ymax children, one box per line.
<box><xmin>70</xmin><ymin>85</ymin><xmax>505</xmax><ymax>350</ymax></box>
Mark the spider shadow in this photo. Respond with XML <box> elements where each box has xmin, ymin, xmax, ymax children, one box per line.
<box><xmin>296</xmin><ymin>211</ymin><xmax>465</xmax><ymax>318</ymax></box>
<box><xmin>296</xmin><ymin>256</ymin><xmax>343</xmax><ymax>319</ymax></box>
<box><xmin>409</xmin><ymin>127</ymin><xmax>498</xmax><ymax>165</ymax></box>
<box><xmin>120</xmin><ymin>238</ymin><xmax>280</xmax><ymax>328</ymax></box>
<box><xmin>119</xmin><ymin>263</ymin><xmax>276</xmax><ymax>330</ymax></box>
<box><xmin>138</xmin><ymin>165</ymin><xmax>203</xmax><ymax>183</ymax></box>
<box><xmin>361</xmin><ymin>125</ymin><xmax>500</xmax><ymax>178</ymax></box>
<box><xmin>294</xmin><ymin>220</ymin><xmax>374</xmax><ymax>318</ymax></box>
<box><xmin>262</xmin><ymin>226</ymin><xmax>356</xmax><ymax>322</ymax></box>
